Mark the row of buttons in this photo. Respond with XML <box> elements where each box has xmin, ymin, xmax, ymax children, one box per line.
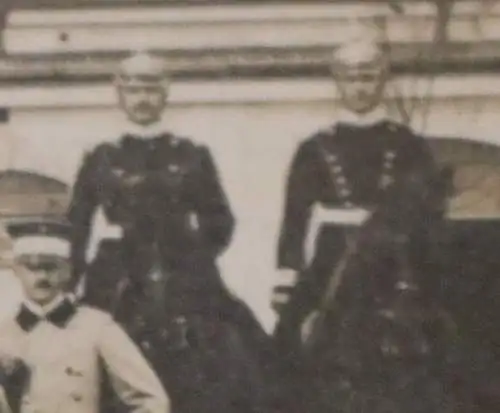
<box><xmin>323</xmin><ymin>147</ymin><xmax>397</xmax><ymax>207</ymax></box>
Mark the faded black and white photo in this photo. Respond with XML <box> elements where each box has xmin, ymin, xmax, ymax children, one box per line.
<box><xmin>0</xmin><ymin>1</ymin><xmax>499</xmax><ymax>413</ymax></box>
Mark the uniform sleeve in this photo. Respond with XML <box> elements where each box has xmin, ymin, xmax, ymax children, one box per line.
<box><xmin>277</xmin><ymin>140</ymin><xmax>320</xmax><ymax>270</ymax></box>
<box><xmin>0</xmin><ymin>330</ymin><xmax>30</xmax><ymax>413</ymax></box>
<box><xmin>97</xmin><ymin>318</ymin><xmax>170</xmax><ymax>413</ymax></box>
<box><xmin>0</xmin><ymin>387</ymin><xmax>12</xmax><ymax>413</ymax></box>
<box><xmin>67</xmin><ymin>149</ymin><xmax>100</xmax><ymax>281</ymax></box>
<box><xmin>401</xmin><ymin>132</ymin><xmax>439</xmax><ymax>180</ymax></box>
<box><xmin>190</xmin><ymin>146</ymin><xmax>235</xmax><ymax>258</ymax></box>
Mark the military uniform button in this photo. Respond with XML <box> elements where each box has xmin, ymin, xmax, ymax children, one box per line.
<box><xmin>148</xmin><ymin>270</ymin><xmax>161</xmax><ymax>282</ymax></box>
<box><xmin>379</xmin><ymin>175</ymin><xmax>394</xmax><ymax>188</ymax></box>
<box><xmin>111</xmin><ymin>168</ymin><xmax>125</xmax><ymax>177</ymax></box>
<box><xmin>326</xmin><ymin>154</ymin><xmax>337</xmax><ymax>162</ymax></box>
<box><xmin>333</xmin><ymin>165</ymin><xmax>342</xmax><ymax>173</ymax></box>
<box><xmin>168</xmin><ymin>164</ymin><xmax>180</xmax><ymax>173</ymax></box>
<box><xmin>385</xmin><ymin>151</ymin><xmax>396</xmax><ymax>159</ymax></box>
<box><xmin>339</xmin><ymin>188</ymin><xmax>351</xmax><ymax>197</ymax></box>
<box><xmin>141</xmin><ymin>340</ymin><xmax>151</xmax><ymax>350</ymax></box>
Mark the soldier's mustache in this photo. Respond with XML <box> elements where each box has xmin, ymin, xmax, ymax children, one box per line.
<box><xmin>134</xmin><ymin>102</ymin><xmax>153</xmax><ymax>112</ymax></box>
<box><xmin>35</xmin><ymin>280</ymin><xmax>53</xmax><ymax>289</ymax></box>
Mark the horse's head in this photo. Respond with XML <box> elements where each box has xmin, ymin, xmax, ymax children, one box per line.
<box><xmin>373</xmin><ymin>164</ymin><xmax>453</xmax><ymax>240</ymax></box>
<box><xmin>353</xmin><ymin>163</ymin><xmax>454</xmax><ymax>286</ymax></box>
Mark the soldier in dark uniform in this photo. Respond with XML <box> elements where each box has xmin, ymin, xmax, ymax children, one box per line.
<box><xmin>273</xmin><ymin>23</ymin><xmax>438</xmax><ymax>343</ymax></box>
<box><xmin>67</xmin><ymin>51</ymin><xmax>270</xmax><ymax>413</ymax></box>
<box><xmin>272</xmin><ymin>23</ymin><xmax>450</xmax><ymax>412</ymax></box>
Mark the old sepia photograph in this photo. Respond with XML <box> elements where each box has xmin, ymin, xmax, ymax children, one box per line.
<box><xmin>0</xmin><ymin>1</ymin><xmax>498</xmax><ymax>413</ymax></box>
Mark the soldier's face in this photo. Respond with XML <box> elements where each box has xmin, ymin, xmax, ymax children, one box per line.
<box><xmin>335</xmin><ymin>65</ymin><xmax>387</xmax><ymax>114</ymax></box>
<box><xmin>118</xmin><ymin>82</ymin><xmax>167</xmax><ymax>126</ymax></box>
<box><xmin>16</xmin><ymin>254</ymin><xmax>71</xmax><ymax>305</ymax></box>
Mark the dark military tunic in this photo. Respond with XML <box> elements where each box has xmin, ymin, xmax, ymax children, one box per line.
<box><xmin>68</xmin><ymin>133</ymin><xmax>271</xmax><ymax>413</ymax></box>
<box><xmin>276</xmin><ymin>119</ymin><xmax>436</xmax><ymax>321</ymax></box>
<box><xmin>68</xmin><ymin>133</ymin><xmax>235</xmax><ymax>310</ymax></box>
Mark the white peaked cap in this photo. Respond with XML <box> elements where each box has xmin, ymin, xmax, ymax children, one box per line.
<box><xmin>332</xmin><ymin>21</ymin><xmax>387</xmax><ymax>68</ymax></box>
<box><xmin>12</xmin><ymin>236</ymin><xmax>70</xmax><ymax>258</ymax></box>
<box><xmin>6</xmin><ymin>220</ymin><xmax>71</xmax><ymax>259</ymax></box>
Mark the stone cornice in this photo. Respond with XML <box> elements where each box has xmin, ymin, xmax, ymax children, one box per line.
<box><xmin>0</xmin><ymin>42</ymin><xmax>499</xmax><ymax>83</ymax></box>
<box><xmin>10</xmin><ymin>0</ymin><xmax>423</xmax><ymax>11</ymax></box>
<box><xmin>2</xmin><ymin>1</ymin><xmax>497</xmax><ymax>82</ymax></box>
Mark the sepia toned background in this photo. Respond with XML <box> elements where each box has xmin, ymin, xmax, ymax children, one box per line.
<box><xmin>0</xmin><ymin>0</ymin><xmax>499</xmax><ymax>331</ymax></box>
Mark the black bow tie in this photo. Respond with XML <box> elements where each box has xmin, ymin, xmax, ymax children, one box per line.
<box><xmin>16</xmin><ymin>299</ymin><xmax>76</xmax><ymax>332</ymax></box>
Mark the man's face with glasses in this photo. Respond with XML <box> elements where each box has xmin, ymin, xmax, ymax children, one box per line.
<box><xmin>15</xmin><ymin>254</ymin><xmax>71</xmax><ymax>306</ymax></box>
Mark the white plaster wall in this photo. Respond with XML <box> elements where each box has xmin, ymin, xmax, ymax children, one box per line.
<box><xmin>1</xmin><ymin>95</ymin><xmax>500</xmax><ymax>330</ymax></box>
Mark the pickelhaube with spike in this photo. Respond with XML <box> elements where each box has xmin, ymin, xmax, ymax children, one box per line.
<box><xmin>115</xmin><ymin>50</ymin><xmax>170</xmax><ymax>87</ymax></box>
<box><xmin>331</xmin><ymin>21</ymin><xmax>389</xmax><ymax>75</ymax></box>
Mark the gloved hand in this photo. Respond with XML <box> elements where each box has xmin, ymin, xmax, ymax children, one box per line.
<box><xmin>0</xmin><ymin>353</ymin><xmax>28</xmax><ymax>385</ymax></box>
<box><xmin>271</xmin><ymin>269</ymin><xmax>298</xmax><ymax>314</ymax></box>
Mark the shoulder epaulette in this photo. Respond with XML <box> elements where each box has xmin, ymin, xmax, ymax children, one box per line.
<box><xmin>303</xmin><ymin>124</ymin><xmax>337</xmax><ymax>147</ymax></box>
<box><xmin>315</xmin><ymin>123</ymin><xmax>338</xmax><ymax>138</ymax></box>
<box><xmin>93</xmin><ymin>141</ymin><xmax>117</xmax><ymax>152</ymax></box>
<box><xmin>161</xmin><ymin>133</ymin><xmax>198</xmax><ymax>151</ymax></box>
<box><xmin>385</xmin><ymin>120</ymin><xmax>412</xmax><ymax>135</ymax></box>
<box><xmin>80</xmin><ymin>142</ymin><xmax>115</xmax><ymax>164</ymax></box>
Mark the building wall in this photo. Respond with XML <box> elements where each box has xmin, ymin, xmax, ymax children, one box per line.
<box><xmin>0</xmin><ymin>1</ymin><xmax>499</xmax><ymax>329</ymax></box>
<box><xmin>0</xmin><ymin>87</ymin><xmax>499</xmax><ymax>330</ymax></box>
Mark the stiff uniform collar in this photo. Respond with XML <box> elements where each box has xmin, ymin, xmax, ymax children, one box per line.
<box><xmin>22</xmin><ymin>294</ymin><xmax>65</xmax><ymax>317</ymax></box>
<box><xmin>336</xmin><ymin>106</ymin><xmax>388</xmax><ymax>128</ymax></box>
<box><xmin>120</xmin><ymin>119</ymin><xmax>166</xmax><ymax>140</ymax></box>
<box><xmin>16</xmin><ymin>295</ymin><xmax>76</xmax><ymax>332</ymax></box>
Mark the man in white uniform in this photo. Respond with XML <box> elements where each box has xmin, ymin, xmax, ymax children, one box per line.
<box><xmin>0</xmin><ymin>219</ymin><xmax>169</xmax><ymax>413</ymax></box>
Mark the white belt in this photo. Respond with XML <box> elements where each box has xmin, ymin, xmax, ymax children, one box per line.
<box><xmin>312</xmin><ymin>204</ymin><xmax>371</xmax><ymax>226</ymax></box>
<box><xmin>86</xmin><ymin>207</ymin><xmax>124</xmax><ymax>263</ymax></box>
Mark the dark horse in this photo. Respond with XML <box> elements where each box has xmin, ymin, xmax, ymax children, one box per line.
<box><xmin>94</xmin><ymin>240</ymin><xmax>274</xmax><ymax>413</ymax></box>
<box><xmin>289</xmin><ymin>166</ymin><xmax>500</xmax><ymax>413</ymax></box>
